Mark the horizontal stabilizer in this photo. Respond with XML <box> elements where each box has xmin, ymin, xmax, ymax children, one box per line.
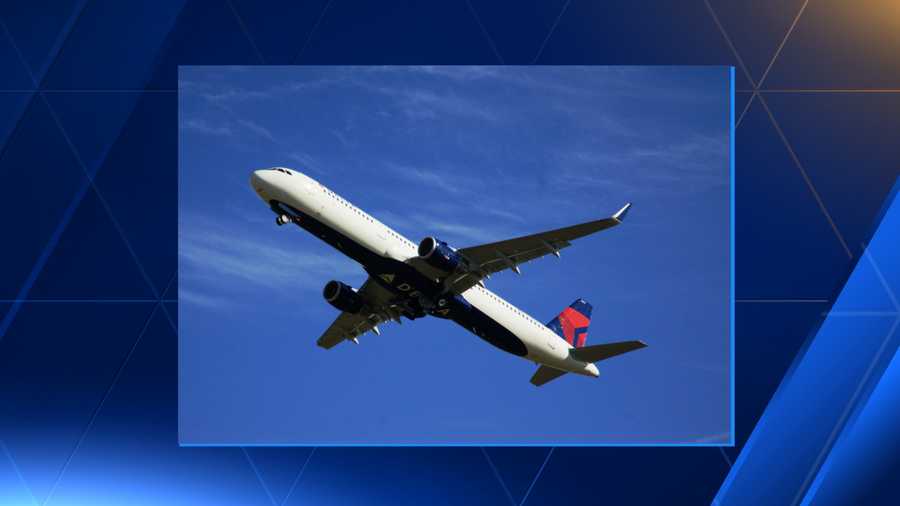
<box><xmin>569</xmin><ymin>340</ymin><xmax>647</xmax><ymax>363</ymax></box>
<box><xmin>530</xmin><ymin>365</ymin><xmax>568</xmax><ymax>386</ymax></box>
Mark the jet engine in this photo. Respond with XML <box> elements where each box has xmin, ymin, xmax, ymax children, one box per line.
<box><xmin>323</xmin><ymin>280</ymin><xmax>364</xmax><ymax>313</ymax></box>
<box><xmin>418</xmin><ymin>236</ymin><xmax>466</xmax><ymax>273</ymax></box>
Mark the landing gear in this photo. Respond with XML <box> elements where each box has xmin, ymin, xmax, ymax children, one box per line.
<box><xmin>275</xmin><ymin>214</ymin><xmax>291</xmax><ymax>226</ymax></box>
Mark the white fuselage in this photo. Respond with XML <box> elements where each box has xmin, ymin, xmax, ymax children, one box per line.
<box><xmin>250</xmin><ymin>168</ymin><xmax>599</xmax><ymax>377</ymax></box>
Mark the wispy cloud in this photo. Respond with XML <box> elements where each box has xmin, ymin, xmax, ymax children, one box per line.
<box><xmin>179</xmin><ymin>220</ymin><xmax>359</xmax><ymax>292</ymax></box>
<box><xmin>399</xmin><ymin>66</ymin><xmax>668</xmax><ymax>100</ymax></box>
<box><xmin>378</xmin><ymin>162</ymin><xmax>535</xmax><ymax>225</ymax></box>
<box><xmin>408</xmin><ymin>65</ymin><xmax>504</xmax><ymax>81</ymax></box>
<box><xmin>287</xmin><ymin>152</ymin><xmax>325</xmax><ymax>174</ymax></box>
<box><xmin>419</xmin><ymin>219</ymin><xmax>502</xmax><ymax>243</ymax></box>
<box><xmin>182</xmin><ymin>117</ymin><xmax>278</xmax><ymax>142</ymax></box>
<box><xmin>181</xmin><ymin>74</ymin><xmax>350</xmax><ymax>109</ymax></box>
<box><xmin>330</xmin><ymin>128</ymin><xmax>353</xmax><ymax>148</ymax></box>
<box><xmin>390</xmin><ymin>88</ymin><xmax>500</xmax><ymax>122</ymax></box>
<box><xmin>183</xmin><ymin>118</ymin><xmax>233</xmax><ymax>136</ymax></box>
<box><xmin>237</xmin><ymin>119</ymin><xmax>276</xmax><ymax>142</ymax></box>
<box><xmin>477</xmin><ymin>205</ymin><xmax>527</xmax><ymax>223</ymax></box>
<box><xmin>182</xmin><ymin>67</ymin><xmax>719</xmax><ymax>135</ymax></box>
<box><xmin>185</xmin><ymin>69</ymin><xmax>507</xmax><ymax>125</ymax></box>
<box><xmin>554</xmin><ymin>133</ymin><xmax>729</xmax><ymax>194</ymax></box>
<box><xmin>179</xmin><ymin>288</ymin><xmax>230</xmax><ymax>309</ymax></box>
<box><xmin>384</xmin><ymin>162</ymin><xmax>466</xmax><ymax>194</ymax></box>
<box><xmin>370</xmin><ymin>208</ymin><xmax>517</xmax><ymax>246</ymax></box>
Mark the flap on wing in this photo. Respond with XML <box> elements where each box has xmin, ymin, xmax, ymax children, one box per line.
<box><xmin>317</xmin><ymin>311</ymin><xmax>374</xmax><ymax>349</ymax></box>
<box><xmin>459</xmin><ymin>215</ymin><xmax>621</xmax><ymax>269</ymax></box>
<box><xmin>316</xmin><ymin>276</ymin><xmax>396</xmax><ymax>349</ymax></box>
<box><xmin>441</xmin><ymin>205</ymin><xmax>629</xmax><ymax>294</ymax></box>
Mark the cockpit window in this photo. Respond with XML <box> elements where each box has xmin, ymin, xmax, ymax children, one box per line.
<box><xmin>274</xmin><ymin>168</ymin><xmax>292</xmax><ymax>175</ymax></box>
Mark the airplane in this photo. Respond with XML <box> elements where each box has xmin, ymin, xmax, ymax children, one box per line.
<box><xmin>250</xmin><ymin>167</ymin><xmax>647</xmax><ymax>386</ymax></box>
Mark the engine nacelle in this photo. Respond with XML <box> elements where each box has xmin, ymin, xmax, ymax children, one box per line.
<box><xmin>418</xmin><ymin>236</ymin><xmax>465</xmax><ymax>273</ymax></box>
<box><xmin>323</xmin><ymin>280</ymin><xmax>364</xmax><ymax>313</ymax></box>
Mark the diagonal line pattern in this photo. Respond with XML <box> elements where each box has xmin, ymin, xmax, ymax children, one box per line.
<box><xmin>240</xmin><ymin>447</ymin><xmax>319</xmax><ymax>506</ymax></box>
<box><xmin>0</xmin><ymin>1</ymin><xmax>167</xmax><ymax>341</ymax></box>
<box><xmin>702</xmin><ymin>0</ymin><xmax>840</xmax><ymax>479</ymax></box>
<box><xmin>159</xmin><ymin>298</ymin><xmax>178</xmax><ymax>336</ymax></box>
<box><xmin>735</xmin><ymin>93</ymin><xmax>755</xmax><ymax>129</ymax></box>
<box><xmin>159</xmin><ymin>267</ymin><xmax>178</xmax><ymax>335</ymax></box>
<box><xmin>519</xmin><ymin>447</ymin><xmax>554</xmax><ymax>506</ymax></box>
<box><xmin>790</xmin><ymin>315</ymin><xmax>900</xmax><ymax>506</ymax></box>
<box><xmin>0</xmin><ymin>439</ymin><xmax>39</xmax><ymax>506</ymax></box>
<box><xmin>532</xmin><ymin>0</ymin><xmax>571</xmax><ymax>64</ymax></box>
<box><xmin>38</xmin><ymin>271</ymin><xmax>175</xmax><ymax>506</ymax></box>
<box><xmin>291</xmin><ymin>0</ymin><xmax>335</xmax><ymax>64</ymax></box>
<box><xmin>702</xmin><ymin>0</ymin><xmax>756</xmax><ymax>89</ymax></box>
<box><xmin>757</xmin><ymin>94</ymin><xmax>853</xmax><ymax>259</ymax></box>
<box><xmin>33</xmin><ymin>0</ymin><xmax>90</xmax><ymax>88</ymax></box>
<box><xmin>863</xmin><ymin>247</ymin><xmax>900</xmax><ymax>312</ymax></box>
<box><xmin>0</xmin><ymin>10</ymin><xmax>37</xmax><ymax>84</ymax></box>
<box><xmin>731</xmin><ymin>0</ymin><xmax>811</xmax><ymax>128</ymax></box>
<box><xmin>480</xmin><ymin>448</ymin><xmax>517</xmax><ymax>506</ymax></box>
<box><xmin>38</xmin><ymin>92</ymin><xmax>162</xmax><ymax>298</ymax></box>
<box><xmin>41</xmin><ymin>305</ymin><xmax>159</xmax><ymax>504</ymax></box>
<box><xmin>719</xmin><ymin>447</ymin><xmax>733</xmax><ymax>468</ymax></box>
<box><xmin>756</xmin><ymin>0</ymin><xmax>811</xmax><ymax>93</ymax></box>
<box><xmin>0</xmin><ymin>18</ymin><xmax>92</xmax><ymax>345</ymax></box>
<box><xmin>241</xmin><ymin>448</ymin><xmax>279</xmax><ymax>506</ymax></box>
<box><xmin>0</xmin><ymin>17</ymin><xmax>38</xmax><ymax>148</ymax></box>
<box><xmin>0</xmin><ymin>90</ymin><xmax>36</xmax><ymax>163</ymax></box>
<box><xmin>706</xmin><ymin>0</ymin><xmax>854</xmax><ymax>285</ymax></box>
<box><xmin>786</xmin><ymin>243</ymin><xmax>898</xmax><ymax>504</ymax></box>
<box><xmin>0</xmin><ymin>176</ymin><xmax>93</xmax><ymax>344</ymax></box>
<box><xmin>225</xmin><ymin>0</ymin><xmax>266</xmax><ymax>64</ymax></box>
<box><xmin>280</xmin><ymin>447</ymin><xmax>317</xmax><ymax>506</ymax></box>
<box><xmin>464</xmin><ymin>0</ymin><xmax>504</xmax><ymax>64</ymax></box>
<box><xmin>480</xmin><ymin>447</ymin><xmax>556</xmax><ymax>506</ymax></box>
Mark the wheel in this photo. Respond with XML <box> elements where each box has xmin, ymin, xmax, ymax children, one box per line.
<box><xmin>276</xmin><ymin>214</ymin><xmax>290</xmax><ymax>226</ymax></box>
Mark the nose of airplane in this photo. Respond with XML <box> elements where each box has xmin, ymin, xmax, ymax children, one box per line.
<box><xmin>587</xmin><ymin>363</ymin><xmax>599</xmax><ymax>377</ymax></box>
<box><xmin>250</xmin><ymin>169</ymin><xmax>277</xmax><ymax>202</ymax></box>
<box><xmin>250</xmin><ymin>169</ymin><xmax>266</xmax><ymax>188</ymax></box>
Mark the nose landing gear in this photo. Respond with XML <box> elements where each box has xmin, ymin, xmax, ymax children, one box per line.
<box><xmin>275</xmin><ymin>214</ymin><xmax>292</xmax><ymax>226</ymax></box>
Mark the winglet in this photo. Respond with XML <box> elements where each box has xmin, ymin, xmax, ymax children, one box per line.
<box><xmin>613</xmin><ymin>202</ymin><xmax>632</xmax><ymax>222</ymax></box>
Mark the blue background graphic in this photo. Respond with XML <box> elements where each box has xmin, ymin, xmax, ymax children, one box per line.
<box><xmin>1</xmin><ymin>0</ymin><xmax>900</xmax><ymax>504</ymax></box>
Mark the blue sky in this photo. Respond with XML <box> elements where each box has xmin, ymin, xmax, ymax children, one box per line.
<box><xmin>178</xmin><ymin>66</ymin><xmax>731</xmax><ymax>444</ymax></box>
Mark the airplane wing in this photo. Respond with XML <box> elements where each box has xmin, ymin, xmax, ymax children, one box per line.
<box><xmin>317</xmin><ymin>277</ymin><xmax>398</xmax><ymax>349</ymax></box>
<box><xmin>443</xmin><ymin>203</ymin><xmax>631</xmax><ymax>294</ymax></box>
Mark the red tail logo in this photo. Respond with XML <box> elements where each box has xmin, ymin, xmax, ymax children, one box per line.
<box><xmin>546</xmin><ymin>299</ymin><xmax>593</xmax><ymax>348</ymax></box>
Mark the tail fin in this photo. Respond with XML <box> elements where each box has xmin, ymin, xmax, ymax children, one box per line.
<box><xmin>546</xmin><ymin>298</ymin><xmax>592</xmax><ymax>348</ymax></box>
